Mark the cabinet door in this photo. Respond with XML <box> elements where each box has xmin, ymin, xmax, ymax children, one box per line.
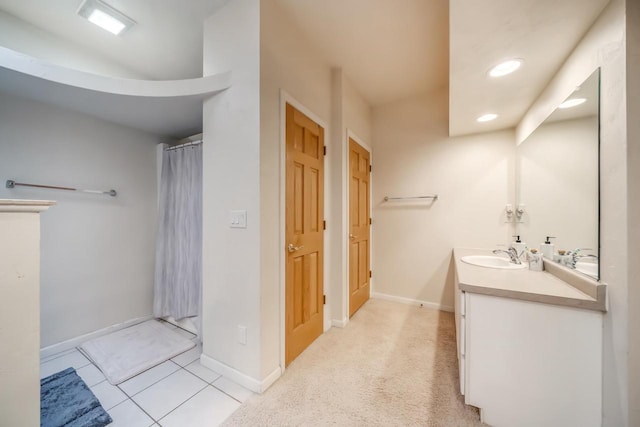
<box><xmin>453</xmin><ymin>274</ymin><xmax>466</xmax><ymax>396</ymax></box>
<box><xmin>465</xmin><ymin>293</ymin><xmax>602</xmax><ymax>427</ymax></box>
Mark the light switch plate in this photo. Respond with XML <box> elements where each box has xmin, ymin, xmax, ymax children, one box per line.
<box><xmin>237</xmin><ymin>325</ymin><xmax>247</xmax><ymax>345</ymax></box>
<box><xmin>229</xmin><ymin>210</ymin><xmax>247</xmax><ymax>228</ymax></box>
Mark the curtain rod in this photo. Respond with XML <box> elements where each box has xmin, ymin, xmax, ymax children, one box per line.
<box><xmin>6</xmin><ymin>180</ymin><xmax>117</xmax><ymax>197</ymax></box>
<box><xmin>165</xmin><ymin>140</ymin><xmax>203</xmax><ymax>151</ymax></box>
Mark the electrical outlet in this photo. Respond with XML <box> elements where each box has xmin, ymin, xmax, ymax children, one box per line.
<box><xmin>237</xmin><ymin>325</ymin><xmax>247</xmax><ymax>345</ymax></box>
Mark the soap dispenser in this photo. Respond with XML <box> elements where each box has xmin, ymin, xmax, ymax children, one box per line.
<box><xmin>512</xmin><ymin>235</ymin><xmax>526</xmax><ymax>260</ymax></box>
<box><xmin>540</xmin><ymin>236</ymin><xmax>556</xmax><ymax>259</ymax></box>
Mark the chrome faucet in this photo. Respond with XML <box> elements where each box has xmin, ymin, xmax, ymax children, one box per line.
<box><xmin>492</xmin><ymin>247</ymin><xmax>522</xmax><ymax>264</ymax></box>
<box><xmin>569</xmin><ymin>248</ymin><xmax>597</xmax><ymax>269</ymax></box>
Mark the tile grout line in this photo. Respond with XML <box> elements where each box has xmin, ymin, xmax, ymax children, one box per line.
<box><xmin>147</xmin><ymin>366</ymin><xmax>243</xmax><ymax>424</ymax></box>
<box><xmin>74</xmin><ymin>347</ymin><xmax>94</xmax><ymax>369</ymax></box>
<box><xmin>116</xmin><ymin>360</ymin><xmax>182</xmax><ymax>398</ymax></box>
<box><xmin>40</xmin><ymin>349</ymin><xmax>93</xmax><ymax>376</ymax></box>
<box><xmin>157</xmin><ymin>319</ymin><xmax>197</xmax><ymax>339</ymax></box>
<box><xmin>77</xmin><ymin>359</ymin><xmax>108</xmax><ymax>388</ymax></box>
<box><xmin>154</xmin><ymin>383</ymin><xmax>210</xmax><ymax>425</ymax></box>
<box><xmin>109</xmin><ymin>387</ymin><xmax>158</xmax><ymax>425</ymax></box>
<box><xmin>46</xmin><ymin>347</ymin><xmax>247</xmax><ymax>405</ymax></box>
<box><xmin>116</xmin><ymin>363</ymin><xmax>207</xmax><ymax>424</ymax></box>
<box><xmin>39</xmin><ymin>348</ymin><xmax>78</xmax><ymax>364</ymax></box>
<box><xmin>88</xmin><ymin>377</ymin><xmax>107</xmax><ymax>388</ymax></box>
<box><xmin>209</xmin><ymin>375</ymin><xmax>245</xmax><ymax>404</ymax></box>
<box><xmin>41</xmin><ymin>353</ymin><xmax>92</xmax><ymax>369</ymax></box>
<box><xmin>181</xmin><ymin>365</ymin><xmax>245</xmax><ymax>405</ymax></box>
<box><xmin>211</xmin><ymin>384</ymin><xmax>244</xmax><ymax>405</ymax></box>
<box><xmin>112</xmin><ymin>364</ymin><xmax>161</xmax><ymax>423</ymax></box>
<box><xmin>43</xmin><ymin>341</ymin><xmax>237</xmax><ymax>425</ymax></box>
<box><xmin>81</xmin><ymin>353</ymin><xmax>151</xmax><ymax>420</ymax></box>
<box><xmin>181</xmin><ymin>364</ymin><xmax>222</xmax><ymax>386</ymax></box>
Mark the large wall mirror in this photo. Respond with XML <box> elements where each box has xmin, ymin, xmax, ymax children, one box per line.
<box><xmin>516</xmin><ymin>69</ymin><xmax>600</xmax><ymax>280</ymax></box>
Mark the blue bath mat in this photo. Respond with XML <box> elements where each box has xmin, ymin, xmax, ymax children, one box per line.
<box><xmin>41</xmin><ymin>367</ymin><xmax>112</xmax><ymax>427</ymax></box>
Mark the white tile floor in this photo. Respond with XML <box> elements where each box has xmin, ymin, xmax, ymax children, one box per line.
<box><xmin>40</xmin><ymin>323</ymin><xmax>251</xmax><ymax>426</ymax></box>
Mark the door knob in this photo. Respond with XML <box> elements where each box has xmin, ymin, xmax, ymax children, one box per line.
<box><xmin>349</xmin><ymin>234</ymin><xmax>357</xmax><ymax>240</ymax></box>
<box><xmin>287</xmin><ymin>243</ymin><xmax>304</xmax><ymax>253</ymax></box>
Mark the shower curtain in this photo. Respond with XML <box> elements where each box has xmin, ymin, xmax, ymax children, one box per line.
<box><xmin>153</xmin><ymin>144</ymin><xmax>202</xmax><ymax>329</ymax></box>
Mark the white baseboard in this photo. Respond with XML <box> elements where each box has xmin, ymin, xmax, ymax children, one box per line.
<box><xmin>371</xmin><ymin>292</ymin><xmax>454</xmax><ymax>312</ymax></box>
<box><xmin>323</xmin><ymin>317</ymin><xmax>332</xmax><ymax>332</ymax></box>
<box><xmin>260</xmin><ymin>366</ymin><xmax>282</xmax><ymax>392</ymax></box>
<box><xmin>331</xmin><ymin>317</ymin><xmax>348</xmax><ymax>328</ymax></box>
<box><xmin>40</xmin><ymin>315</ymin><xmax>153</xmax><ymax>359</ymax></box>
<box><xmin>200</xmin><ymin>353</ymin><xmax>282</xmax><ymax>393</ymax></box>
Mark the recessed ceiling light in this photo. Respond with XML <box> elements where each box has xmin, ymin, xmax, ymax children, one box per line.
<box><xmin>77</xmin><ymin>0</ymin><xmax>135</xmax><ymax>36</ymax></box>
<box><xmin>477</xmin><ymin>113</ymin><xmax>498</xmax><ymax>123</ymax></box>
<box><xmin>488</xmin><ymin>59</ymin><xmax>523</xmax><ymax>77</ymax></box>
<box><xmin>558</xmin><ymin>98</ymin><xmax>587</xmax><ymax>109</ymax></box>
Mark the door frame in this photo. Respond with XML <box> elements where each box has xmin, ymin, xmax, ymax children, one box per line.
<box><xmin>344</xmin><ymin>129</ymin><xmax>373</xmax><ymax>321</ymax></box>
<box><xmin>279</xmin><ymin>90</ymin><xmax>329</xmax><ymax>371</ymax></box>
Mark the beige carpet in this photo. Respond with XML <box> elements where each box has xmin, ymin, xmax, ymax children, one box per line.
<box><xmin>223</xmin><ymin>299</ymin><xmax>483</xmax><ymax>426</ymax></box>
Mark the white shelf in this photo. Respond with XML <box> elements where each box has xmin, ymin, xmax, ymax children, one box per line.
<box><xmin>0</xmin><ymin>47</ymin><xmax>231</xmax><ymax>138</ymax></box>
<box><xmin>0</xmin><ymin>199</ymin><xmax>55</xmax><ymax>213</ymax></box>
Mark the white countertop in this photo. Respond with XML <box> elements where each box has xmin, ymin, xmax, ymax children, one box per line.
<box><xmin>454</xmin><ymin>248</ymin><xmax>606</xmax><ymax>312</ymax></box>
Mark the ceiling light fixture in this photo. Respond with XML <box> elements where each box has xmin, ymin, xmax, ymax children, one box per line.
<box><xmin>477</xmin><ymin>113</ymin><xmax>498</xmax><ymax>123</ymax></box>
<box><xmin>77</xmin><ymin>0</ymin><xmax>135</xmax><ymax>35</ymax></box>
<box><xmin>558</xmin><ymin>98</ymin><xmax>587</xmax><ymax>109</ymax></box>
<box><xmin>488</xmin><ymin>59</ymin><xmax>523</xmax><ymax>77</ymax></box>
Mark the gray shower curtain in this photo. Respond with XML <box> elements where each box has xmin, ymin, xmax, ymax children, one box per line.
<box><xmin>153</xmin><ymin>144</ymin><xmax>202</xmax><ymax>324</ymax></box>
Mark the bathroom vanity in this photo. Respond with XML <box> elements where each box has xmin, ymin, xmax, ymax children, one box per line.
<box><xmin>453</xmin><ymin>248</ymin><xmax>606</xmax><ymax>427</ymax></box>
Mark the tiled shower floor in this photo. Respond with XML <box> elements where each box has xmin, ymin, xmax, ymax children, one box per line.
<box><xmin>40</xmin><ymin>321</ymin><xmax>252</xmax><ymax>426</ymax></box>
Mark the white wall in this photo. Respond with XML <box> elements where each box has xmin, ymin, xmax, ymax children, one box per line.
<box><xmin>201</xmin><ymin>0</ymin><xmax>373</xmax><ymax>389</ymax></box>
<box><xmin>516</xmin><ymin>1</ymin><xmax>628</xmax><ymax>424</ymax></box>
<box><xmin>260</xmin><ymin>0</ymin><xmax>333</xmax><ymax>378</ymax></box>
<box><xmin>201</xmin><ymin>0</ymin><xmax>263</xmax><ymax>385</ymax></box>
<box><xmin>260</xmin><ymin>0</ymin><xmax>373</xmax><ymax>376</ymax></box>
<box><xmin>372</xmin><ymin>89</ymin><xmax>515</xmax><ymax>310</ymax></box>
<box><xmin>626</xmin><ymin>1</ymin><xmax>640</xmax><ymax>425</ymax></box>
<box><xmin>343</xmin><ymin>76</ymin><xmax>373</xmax><ymax>144</ymax></box>
<box><xmin>0</xmin><ymin>10</ymin><xmax>144</xmax><ymax>79</ymax></box>
<box><xmin>517</xmin><ymin>116</ymin><xmax>599</xmax><ymax>252</ymax></box>
<box><xmin>328</xmin><ymin>70</ymin><xmax>373</xmax><ymax>325</ymax></box>
<box><xmin>0</xmin><ymin>93</ymin><xmax>159</xmax><ymax>347</ymax></box>
<box><xmin>329</xmin><ymin>69</ymin><xmax>345</xmax><ymax>324</ymax></box>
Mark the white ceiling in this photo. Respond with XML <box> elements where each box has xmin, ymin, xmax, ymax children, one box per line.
<box><xmin>0</xmin><ymin>0</ymin><xmax>610</xmax><ymax>135</ymax></box>
<box><xmin>0</xmin><ymin>0</ymin><xmax>229</xmax><ymax>79</ymax></box>
<box><xmin>449</xmin><ymin>0</ymin><xmax>609</xmax><ymax>136</ymax></box>
<box><xmin>272</xmin><ymin>0</ymin><xmax>449</xmax><ymax>106</ymax></box>
<box><xmin>0</xmin><ymin>62</ymin><xmax>229</xmax><ymax>137</ymax></box>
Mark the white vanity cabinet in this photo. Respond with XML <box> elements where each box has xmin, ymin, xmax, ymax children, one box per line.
<box><xmin>453</xmin><ymin>248</ymin><xmax>605</xmax><ymax>427</ymax></box>
<box><xmin>0</xmin><ymin>200</ymin><xmax>54</xmax><ymax>427</ymax></box>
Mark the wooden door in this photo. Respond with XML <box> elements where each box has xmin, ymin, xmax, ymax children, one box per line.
<box><xmin>349</xmin><ymin>138</ymin><xmax>371</xmax><ymax>317</ymax></box>
<box><xmin>285</xmin><ymin>103</ymin><xmax>324</xmax><ymax>366</ymax></box>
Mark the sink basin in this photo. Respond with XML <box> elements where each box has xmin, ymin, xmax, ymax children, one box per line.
<box><xmin>461</xmin><ymin>255</ymin><xmax>527</xmax><ymax>270</ymax></box>
<box><xmin>575</xmin><ymin>261</ymin><xmax>598</xmax><ymax>279</ymax></box>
